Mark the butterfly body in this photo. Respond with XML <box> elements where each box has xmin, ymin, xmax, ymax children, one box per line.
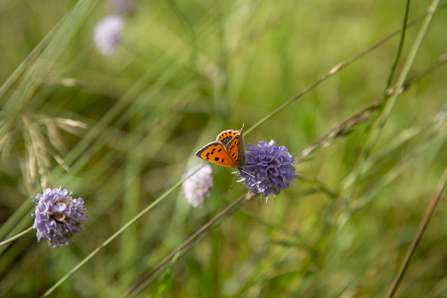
<box><xmin>195</xmin><ymin>124</ymin><xmax>246</xmax><ymax>170</ymax></box>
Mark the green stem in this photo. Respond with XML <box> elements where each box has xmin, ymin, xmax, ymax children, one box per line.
<box><xmin>0</xmin><ymin>226</ymin><xmax>34</xmax><ymax>247</ymax></box>
<box><xmin>365</xmin><ymin>0</ymin><xmax>411</xmax><ymax>156</ymax></box>
<box><xmin>339</xmin><ymin>0</ymin><xmax>439</xmax><ymax>196</ymax></box>
<box><xmin>378</xmin><ymin>0</ymin><xmax>438</xmax><ymax>131</ymax></box>
<box><xmin>383</xmin><ymin>0</ymin><xmax>411</xmax><ymax>98</ymax></box>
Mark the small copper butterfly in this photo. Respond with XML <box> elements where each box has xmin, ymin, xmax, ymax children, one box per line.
<box><xmin>195</xmin><ymin>124</ymin><xmax>246</xmax><ymax>171</ymax></box>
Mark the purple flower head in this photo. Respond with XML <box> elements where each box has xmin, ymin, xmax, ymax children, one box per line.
<box><xmin>240</xmin><ymin>140</ymin><xmax>297</xmax><ymax>198</ymax></box>
<box><xmin>93</xmin><ymin>15</ymin><xmax>124</xmax><ymax>56</ymax></box>
<box><xmin>182</xmin><ymin>164</ymin><xmax>213</xmax><ymax>208</ymax></box>
<box><xmin>32</xmin><ymin>188</ymin><xmax>88</xmax><ymax>249</ymax></box>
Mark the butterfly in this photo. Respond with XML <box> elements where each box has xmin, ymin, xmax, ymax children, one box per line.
<box><xmin>195</xmin><ymin>124</ymin><xmax>246</xmax><ymax>171</ymax></box>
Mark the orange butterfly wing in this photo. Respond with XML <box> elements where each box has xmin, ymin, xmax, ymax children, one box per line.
<box><xmin>226</xmin><ymin>125</ymin><xmax>246</xmax><ymax>169</ymax></box>
<box><xmin>216</xmin><ymin>129</ymin><xmax>237</xmax><ymax>145</ymax></box>
<box><xmin>195</xmin><ymin>142</ymin><xmax>234</xmax><ymax>168</ymax></box>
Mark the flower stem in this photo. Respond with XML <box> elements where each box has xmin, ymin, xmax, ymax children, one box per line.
<box><xmin>0</xmin><ymin>226</ymin><xmax>34</xmax><ymax>247</ymax></box>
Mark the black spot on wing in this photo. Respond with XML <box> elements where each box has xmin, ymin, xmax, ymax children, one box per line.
<box><xmin>196</xmin><ymin>142</ymin><xmax>225</xmax><ymax>161</ymax></box>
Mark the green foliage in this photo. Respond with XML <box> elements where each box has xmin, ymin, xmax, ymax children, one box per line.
<box><xmin>0</xmin><ymin>0</ymin><xmax>447</xmax><ymax>297</ymax></box>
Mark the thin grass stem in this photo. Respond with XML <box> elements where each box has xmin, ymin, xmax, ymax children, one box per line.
<box><xmin>339</xmin><ymin>0</ymin><xmax>439</xmax><ymax>198</ymax></box>
<box><xmin>243</xmin><ymin>2</ymin><xmax>442</xmax><ymax>136</ymax></box>
<box><xmin>403</xmin><ymin>52</ymin><xmax>447</xmax><ymax>90</ymax></box>
<box><xmin>0</xmin><ymin>226</ymin><xmax>33</xmax><ymax>247</ymax></box>
<box><xmin>0</xmin><ymin>195</ymin><xmax>35</xmax><ymax>242</ymax></box>
<box><xmin>386</xmin><ymin>164</ymin><xmax>447</xmax><ymax>298</ymax></box>
<box><xmin>122</xmin><ymin>191</ymin><xmax>256</xmax><ymax>298</ymax></box>
<box><xmin>383</xmin><ymin>0</ymin><xmax>411</xmax><ymax>99</ymax></box>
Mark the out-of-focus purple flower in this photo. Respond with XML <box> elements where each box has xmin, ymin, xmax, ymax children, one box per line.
<box><xmin>32</xmin><ymin>188</ymin><xmax>88</xmax><ymax>249</ymax></box>
<box><xmin>93</xmin><ymin>15</ymin><xmax>124</xmax><ymax>56</ymax></box>
<box><xmin>108</xmin><ymin>0</ymin><xmax>132</xmax><ymax>14</ymax></box>
<box><xmin>240</xmin><ymin>140</ymin><xmax>297</xmax><ymax>199</ymax></box>
<box><xmin>182</xmin><ymin>164</ymin><xmax>213</xmax><ymax>208</ymax></box>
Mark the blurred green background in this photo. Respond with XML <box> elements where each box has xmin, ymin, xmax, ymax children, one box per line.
<box><xmin>1</xmin><ymin>0</ymin><xmax>447</xmax><ymax>297</ymax></box>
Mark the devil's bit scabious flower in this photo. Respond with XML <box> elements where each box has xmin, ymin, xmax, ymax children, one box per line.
<box><xmin>32</xmin><ymin>188</ymin><xmax>87</xmax><ymax>249</ymax></box>
<box><xmin>182</xmin><ymin>164</ymin><xmax>213</xmax><ymax>208</ymax></box>
<box><xmin>240</xmin><ymin>140</ymin><xmax>297</xmax><ymax>198</ymax></box>
<box><xmin>93</xmin><ymin>15</ymin><xmax>124</xmax><ymax>55</ymax></box>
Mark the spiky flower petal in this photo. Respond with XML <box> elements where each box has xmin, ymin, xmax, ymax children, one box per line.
<box><xmin>182</xmin><ymin>164</ymin><xmax>213</xmax><ymax>208</ymax></box>
<box><xmin>32</xmin><ymin>188</ymin><xmax>88</xmax><ymax>248</ymax></box>
<box><xmin>240</xmin><ymin>140</ymin><xmax>297</xmax><ymax>198</ymax></box>
<box><xmin>93</xmin><ymin>15</ymin><xmax>124</xmax><ymax>55</ymax></box>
